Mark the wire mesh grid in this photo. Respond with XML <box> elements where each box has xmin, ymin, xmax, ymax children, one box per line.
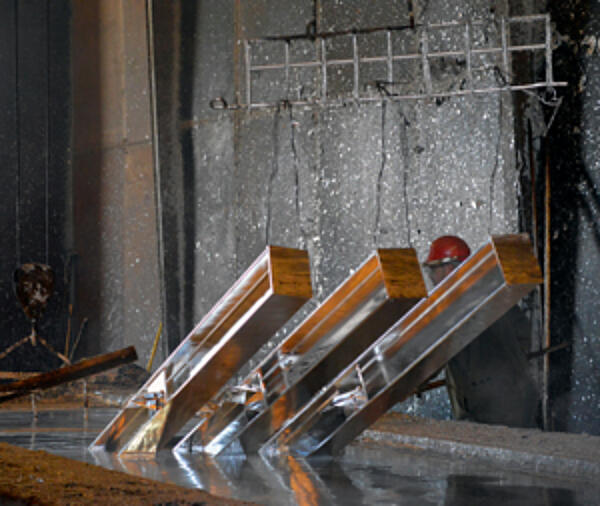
<box><xmin>221</xmin><ymin>14</ymin><xmax>566</xmax><ymax>110</ymax></box>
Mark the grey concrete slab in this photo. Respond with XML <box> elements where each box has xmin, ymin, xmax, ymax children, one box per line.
<box><xmin>361</xmin><ymin>412</ymin><xmax>600</xmax><ymax>481</ymax></box>
<box><xmin>239</xmin><ymin>0</ymin><xmax>314</xmax><ymax>39</ymax></box>
<box><xmin>316</xmin><ymin>105</ymin><xmax>385</xmax><ymax>293</ymax></box>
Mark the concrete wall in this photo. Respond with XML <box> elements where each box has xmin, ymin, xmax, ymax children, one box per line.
<box><xmin>71</xmin><ymin>0</ymin><xmax>162</xmax><ymax>366</ymax></box>
<box><xmin>154</xmin><ymin>0</ymin><xmax>519</xmax><ymax>421</ymax></box>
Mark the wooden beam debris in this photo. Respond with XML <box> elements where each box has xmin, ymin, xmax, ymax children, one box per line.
<box><xmin>0</xmin><ymin>346</ymin><xmax>138</xmax><ymax>403</ymax></box>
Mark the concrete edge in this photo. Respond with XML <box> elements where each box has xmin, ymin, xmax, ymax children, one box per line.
<box><xmin>358</xmin><ymin>429</ymin><xmax>600</xmax><ymax>482</ymax></box>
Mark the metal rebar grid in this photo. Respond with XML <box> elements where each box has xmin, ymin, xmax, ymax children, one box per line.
<box><xmin>230</xmin><ymin>15</ymin><xmax>566</xmax><ymax>110</ymax></box>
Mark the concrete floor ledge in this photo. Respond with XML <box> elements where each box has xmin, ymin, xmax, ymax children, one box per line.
<box><xmin>359</xmin><ymin>413</ymin><xmax>600</xmax><ymax>481</ymax></box>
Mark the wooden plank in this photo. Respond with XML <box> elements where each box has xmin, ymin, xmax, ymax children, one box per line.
<box><xmin>378</xmin><ymin>248</ymin><xmax>427</xmax><ymax>299</ymax></box>
<box><xmin>0</xmin><ymin>372</ymin><xmax>41</xmax><ymax>380</ymax></box>
<box><xmin>0</xmin><ymin>347</ymin><xmax>137</xmax><ymax>403</ymax></box>
<box><xmin>493</xmin><ymin>233</ymin><xmax>543</xmax><ymax>286</ymax></box>
<box><xmin>269</xmin><ymin>245</ymin><xmax>313</xmax><ymax>299</ymax></box>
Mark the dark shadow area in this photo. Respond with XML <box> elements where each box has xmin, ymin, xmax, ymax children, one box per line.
<box><xmin>443</xmin><ymin>475</ymin><xmax>576</xmax><ymax>506</ymax></box>
<box><xmin>153</xmin><ymin>0</ymin><xmax>199</xmax><ymax>351</ymax></box>
<box><xmin>0</xmin><ymin>0</ymin><xmax>25</xmax><ymax>370</ymax></box>
<box><xmin>46</xmin><ymin>0</ymin><xmax>73</xmax><ymax>364</ymax></box>
<box><xmin>71</xmin><ymin>0</ymin><xmax>103</xmax><ymax>360</ymax></box>
<box><xmin>545</xmin><ymin>0</ymin><xmax>590</xmax><ymax>433</ymax></box>
<box><xmin>180</xmin><ymin>0</ymin><xmax>199</xmax><ymax>339</ymax></box>
<box><xmin>0</xmin><ymin>0</ymin><xmax>71</xmax><ymax>372</ymax></box>
<box><xmin>152</xmin><ymin>0</ymin><xmax>182</xmax><ymax>353</ymax></box>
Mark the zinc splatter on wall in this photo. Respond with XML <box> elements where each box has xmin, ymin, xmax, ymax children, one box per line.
<box><xmin>154</xmin><ymin>0</ymin><xmax>519</xmax><ymax>423</ymax></box>
<box><xmin>152</xmin><ymin>0</ymin><xmax>599</xmax><ymax>435</ymax></box>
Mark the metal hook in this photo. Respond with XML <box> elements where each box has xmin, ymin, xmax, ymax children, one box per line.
<box><xmin>209</xmin><ymin>97</ymin><xmax>228</xmax><ymax>110</ymax></box>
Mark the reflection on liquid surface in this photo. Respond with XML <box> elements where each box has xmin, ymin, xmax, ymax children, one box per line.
<box><xmin>0</xmin><ymin>409</ymin><xmax>595</xmax><ymax>506</ymax></box>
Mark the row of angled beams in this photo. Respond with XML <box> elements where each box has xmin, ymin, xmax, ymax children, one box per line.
<box><xmin>263</xmin><ymin>234</ymin><xmax>542</xmax><ymax>457</ymax></box>
<box><xmin>93</xmin><ymin>234</ymin><xmax>541</xmax><ymax>459</ymax></box>
<box><xmin>175</xmin><ymin>248</ymin><xmax>426</xmax><ymax>456</ymax></box>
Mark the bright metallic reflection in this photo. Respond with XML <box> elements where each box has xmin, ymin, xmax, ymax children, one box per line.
<box><xmin>265</xmin><ymin>235</ymin><xmax>542</xmax><ymax>457</ymax></box>
<box><xmin>176</xmin><ymin>249</ymin><xmax>426</xmax><ymax>457</ymax></box>
<box><xmin>91</xmin><ymin>246</ymin><xmax>312</xmax><ymax>454</ymax></box>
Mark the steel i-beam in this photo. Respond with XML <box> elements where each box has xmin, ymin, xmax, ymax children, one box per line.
<box><xmin>177</xmin><ymin>249</ymin><xmax>426</xmax><ymax>456</ymax></box>
<box><xmin>262</xmin><ymin>234</ymin><xmax>542</xmax><ymax>457</ymax></box>
<box><xmin>90</xmin><ymin>246</ymin><xmax>312</xmax><ymax>454</ymax></box>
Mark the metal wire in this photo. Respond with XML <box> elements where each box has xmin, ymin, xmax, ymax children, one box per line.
<box><xmin>288</xmin><ymin>105</ymin><xmax>308</xmax><ymax>249</ymax></box>
<box><xmin>399</xmin><ymin>106</ymin><xmax>411</xmax><ymax>247</ymax></box>
<box><xmin>266</xmin><ymin>106</ymin><xmax>281</xmax><ymax>245</ymax></box>
<box><xmin>488</xmin><ymin>93</ymin><xmax>503</xmax><ymax>233</ymax></box>
<box><xmin>543</xmin><ymin>150</ymin><xmax>551</xmax><ymax>430</ymax></box>
<box><xmin>146</xmin><ymin>0</ymin><xmax>169</xmax><ymax>361</ymax></box>
<box><xmin>373</xmin><ymin>100</ymin><xmax>387</xmax><ymax>246</ymax></box>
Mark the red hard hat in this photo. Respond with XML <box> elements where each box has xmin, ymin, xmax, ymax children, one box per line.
<box><xmin>425</xmin><ymin>236</ymin><xmax>471</xmax><ymax>266</ymax></box>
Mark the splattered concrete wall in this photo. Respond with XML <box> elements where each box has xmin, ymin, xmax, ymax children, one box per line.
<box><xmin>154</xmin><ymin>0</ymin><xmax>519</xmax><ymax>421</ymax></box>
<box><xmin>71</xmin><ymin>0</ymin><xmax>162</xmax><ymax>366</ymax></box>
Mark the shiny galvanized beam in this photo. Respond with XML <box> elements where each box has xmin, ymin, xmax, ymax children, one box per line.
<box><xmin>90</xmin><ymin>246</ymin><xmax>312</xmax><ymax>454</ymax></box>
<box><xmin>179</xmin><ymin>249</ymin><xmax>426</xmax><ymax>456</ymax></box>
<box><xmin>263</xmin><ymin>234</ymin><xmax>542</xmax><ymax>457</ymax></box>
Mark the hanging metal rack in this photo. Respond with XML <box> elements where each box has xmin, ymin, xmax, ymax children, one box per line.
<box><xmin>211</xmin><ymin>14</ymin><xmax>566</xmax><ymax>110</ymax></box>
